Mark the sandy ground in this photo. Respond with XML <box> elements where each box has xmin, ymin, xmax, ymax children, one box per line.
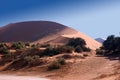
<box><xmin>0</xmin><ymin>74</ymin><xmax>50</xmax><ymax>80</ymax></box>
<box><xmin>51</xmin><ymin>56</ymin><xmax>119</xmax><ymax>80</ymax></box>
<box><xmin>0</xmin><ymin>55</ymin><xmax>119</xmax><ymax>80</ymax></box>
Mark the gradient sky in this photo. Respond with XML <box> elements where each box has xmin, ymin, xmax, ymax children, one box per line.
<box><xmin>0</xmin><ymin>0</ymin><xmax>120</xmax><ymax>38</ymax></box>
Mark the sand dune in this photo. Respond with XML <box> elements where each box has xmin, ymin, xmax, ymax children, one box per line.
<box><xmin>0</xmin><ymin>21</ymin><xmax>101</xmax><ymax>49</ymax></box>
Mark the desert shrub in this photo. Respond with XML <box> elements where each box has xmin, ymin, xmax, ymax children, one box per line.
<box><xmin>75</xmin><ymin>46</ymin><xmax>83</xmax><ymax>53</ymax></box>
<box><xmin>48</xmin><ymin>60</ymin><xmax>61</xmax><ymax>70</ymax></box>
<box><xmin>57</xmin><ymin>58</ymin><xmax>65</xmax><ymax>65</ymax></box>
<box><xmin>61</xmin><ymin>54</ymin><xmax>72</xmax><ymax>59</ymax></box>
<box><xmin>40</xmin><ymin>46</ymin><xmax>74</xmax><ymax>57</ymax></box>
<box><xmin>83</xmin><ymin>54</ymin><xmax>89</xmax><ymax>57</ymax></box>
<box><xmin>0</xmin><ymin>43</ymin><xmax>10</xmax><ymax>54</ymax></box>
<box><xmin>42</xmin><ymin>47</ymin><xmax>60</xmax><ymax>56</ymax></box>
<box><xmin>31</xmin><ymin>44</ymin><xmax>36</xmax><ymax>48</ymax></box>
<box><xmin>103</xmin><ymin>35</ymin><xmax>120</xmax><ymax>52</ymax></box>
<box><xmin>0</xmin><ymin>43</ymin><xmax>6</xmax><ymax>48</ymax></box>
<box><xmin>75</xmin><ymin>46</ymin><xmax>91</xmax><ymax>53</ymax></box>
<box><xmin>31</xmin><ymin>43</ymin><xmax>42</xmax><ymax>48</ymax></box>
<box><xmin>40</xmin><ymin>44</ymin><xmax>50</xmax><ymax>48</ymax></box>
<box><xmin>47</xmin><ymin>58</ymin><xmax>66</xmax><ymax>71</ymax></box>
<box><xmin>23</xmin><ymin>55</ymin><xmax>40</xmax><ymax>66</ymax></box>
<box><xmin>25</xmin><ymin>42</ymin><xmax>30</xmax><ymax>46</ymax></box>
<box><xmin>67</xmin><ymin>38</ymin><xmax>86</xmax><ymax>48</ymax></box>
<box><xmin>96</xmin><ymin>49</ymin><xmax>105</xmax><ymax>55</ymax></box>
<box><xmin>0</xmin><ymin>47</ymin><xmax>10</xmax><ymax>54</ymax></box>
<box><xmin>67</xmin><ymin>38</ymin><xmax>91</xmax><ymax>52</ymax></box>
<box><xmin>82</xmin><ymin>47</ymin><xmax>91</xmax><ymax>52</ymax></box>
<box><xmin>11</xmin><ymin>41</ymin><xmax>25</xmax><ymax>50</ymax></box>
<box><xmin>57</xmin><ymin>46</ymin><xmax>74</xmax><ymax>53</ymax></box>
<box><xmin>35</xmin><ymin>43</ymin><xmax>41</xmax><ymax>48</ymax></box>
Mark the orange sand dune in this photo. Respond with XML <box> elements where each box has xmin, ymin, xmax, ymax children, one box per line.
<box><xmin>0</xmin><ymin>21</ymin><xmax>101</xmax><ymax>49</ymax></box>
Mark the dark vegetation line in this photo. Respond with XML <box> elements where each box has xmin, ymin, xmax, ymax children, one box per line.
<box><xmin>0</xmin><ymin>38</ymin><xmax>91</xmax><ymax>70</ymax></box>
<box><xmin>96</xmin><ymin>35</ymin><xmax>120</xmax><ymax>60</ymax></box>
<box><xmin>0</xmin><ymin>35</ymin><xmax>119</xmax><ymax>71</ymax></box>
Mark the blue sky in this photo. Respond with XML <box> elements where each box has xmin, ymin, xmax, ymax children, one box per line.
<box><xmin>0</xmin><ymin>0</ymin><xmax>120</xmax><ymax>38</ymax></box>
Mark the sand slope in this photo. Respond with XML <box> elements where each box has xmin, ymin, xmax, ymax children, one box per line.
<box><xmin>53</xmin><ymin>56</ymin><xmax>119</xmax><ymax>80</ymax></box>
<box><xmin>0</xmin><ymin>21</ymin><xmax>101</xmax><ymax>49</ymax></box>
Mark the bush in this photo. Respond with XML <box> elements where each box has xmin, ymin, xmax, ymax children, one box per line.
<box><xmin>61</xmin><ymin>54</ymin><xmax>72</xmax><ymax>59</ymax></box>
<box><xmin>23</xmin><ymin>55</ymin><xmax>40</xmax><ymax>66</ymax></box>
<box><xmin>42</xmin><ymin>47</ymin><xmax>60</xmax><ymax>56</ymax></box>
<box><xmin>31</xmin><ymin>44</ymin><xmax>36</xmax><ymax>48</ymax></box>
<box><xmin>40</xmin><ymin>46</ymin><xmax>74</xmax><ymax>57</ymax></box>
<box><xmin>48</xmin><ymin>60</ymin><xmax>61</xmax><ymax>70</ymax></box>
<box><xmin>75</xmin><ymin>46</ymin><xmax>82</xmax><ymax>53</ymax></box>
<box><xmin>40</xmin><ymin>44</ymin><xmax>50</xmax><ymax>48</ymax></box>
<box><xmin>57</xmin><ymin>58</ymin><xmax>65</xmax><ymax>65</ymax></box>
<box><xmin>31</xmin><ymin>43</ymin><xmax>42</xmax><ymax>48</ymax></box>
<box><xmin>25</xmin><ymin>42</ymin><xmax>30</xmax><ymax>46</ymax></box>
<box><xmin>67</xmin><ymin>38</ymin><xmax>86</xmax><ymax>48</ymax></box>
<box><xmin>83</xmin><ymin>54</ymin><xmax>89</xmax><ymax>57</ymax></box>
<box><xmin>0</xmin><ymin>43</ymin><xmax>10</xmax><ymax>54</ymax></box>
<box><xmin>96</xmin><ymin>49</ymin><xmax>105</xmax><ymax>55</ymax></box>
<box><xmin>96</xmin><ymin>35</ymin><xmax>120</xmax><ymax>57</ymax></box>
<box><xmin>47</xmin><ymin>58</ymin><xmax>66</xmax><ymax>71</ymax></box>
<box><xmin>57</xmin><ymin>46</ymin><xmax>74</xmax><ymax>53</ymax></box>
<box><xmin>67</xmin><ymin>38</ymin><xmax>91</xmax><ymax>52</ymax></box>
<box><xmin>11</xmin><ymin>41</ymin><xmax>25</xmax><ymax>49</ymax></box>
<box><xmin>82</xmin><ymin>47</ymin><xmax>91</xmax><ymax>52</ymax></box>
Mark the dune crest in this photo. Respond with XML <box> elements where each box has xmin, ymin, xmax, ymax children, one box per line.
<box><xmin>0</xmin><ymin>21</ymin><xmax>101</xmax><ymax>49</ymax></box>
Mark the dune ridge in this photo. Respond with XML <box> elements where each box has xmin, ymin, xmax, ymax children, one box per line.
<box><xmin>0</xmin><ymin>21</ymin><xmax>101</xmax><ymax>49</ymax></box>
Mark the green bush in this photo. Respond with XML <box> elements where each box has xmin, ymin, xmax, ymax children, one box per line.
<box><xmin>102</xmin><ymin>35</ymin><xmax>120</xmax><ymax>56</ymax></box>
<box><xmin>61</xmin><ymin>54</ymin><xmax>72</xmax><ymax>59</ymax></box>
<box><xmin>11</xmin><ymin>41</ymin><xmax>25</xmax><ymax>49</ymax></box>
<box><xmin>31</xmin><ymin>44</ymin><xmax>36</xmax><ymax>48</ymax></box>
<box><xmin>83</xmin><ymin>54</ymin><xmax>89</xmax><ymax>57</ymax></box>
<box><xmin>23</xmin><ymin>55</ymin><xmax>40</xmax><ymax>66</ymax></box>
<box><xmin>25</xmin><ymin>42</ymin><xmax>30</xmax><ymax>46</ymax></box>
<box><xmin>75</xmin><ymin>46</ymin><xmax>82</xmax><ymax>53</ymax></box>
<box><xmin>67</xmin><ymin>38</ymin><xmax>86</xmax><ymax>48</ymax></box>
<box><xmin>57</xmin><ymin>46</ymin><xmax>74</xmax><ymax>53</ymax></box>
<box><xmin>42</xmin><ymin>47</ymin><xmax>60</xmax><ymax>56</ymax></box>
<box><xmin>96</xmin><ymin>49</ymin><xmax>105</xmax><ymax>55</ymax></box>
<box><xmin>82</xmin><ymin>47</ymin><xmax>91</xmax><ymax>52</ymax></box>
<box><xmin>47</xmin><ymin>58</ymin><xmax>66</xmax><ymax>71</ymax></box>
<box><xmin>48</xmin><ymin>60</ymin><xmax>61</xmax><ymax>70</ymax></box>
<box><xmin>67</xmin><ymin>38</ymin><xmax>91</xmax><ymax>52</ymax></box>
<box><xmin>40</xmin><ymin>44</ymin><xmax>50</xmax><ymax>48</ymax></box>
<box><xmin>0</xmin><ymin>43</ymin><xmax>10</xmax><ymax>54</ymax></box>
<box><xmin>40</xmin><ymin>46</ymin><xmax>74</xmax><ymax>57</ymax></box>
<box><xmin>57</xmin><ymin>58</ymin><xmax>65</xmax><ymax>65</ymax></box>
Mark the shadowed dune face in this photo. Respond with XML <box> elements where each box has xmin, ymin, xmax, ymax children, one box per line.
<box><xmin>0</xmin><ymin>21</ymin><xmax>66</xmax><ymax>42</ymax></box>
<box><xmin>0</xmin><ymin>21</ymin><xmax>101</xmax><ymax>49</ymax></box>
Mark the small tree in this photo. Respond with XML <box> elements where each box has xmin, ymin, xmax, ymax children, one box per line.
<box><xmin>67</xmin><ymin>38</ymin><xmax>91</xmax><ymax>52</ymax></box>
<box><xmin>103</xmin><ymin>35</ymin><xmax>115</xmax><ymax>52</ymax></box>
<box><xmin>67</xmin><ymin>38</ymin><xmax>86</xmax><ymax>48</ymax></box>
<box><xmin>101</xmin><ymin>35</ymin><xmax>120</xmax><ymax>57</ymax></box>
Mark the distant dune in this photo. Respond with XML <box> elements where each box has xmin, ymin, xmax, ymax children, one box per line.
<box><xmin>95</xmin><ymin>38</ymin><xmax>105</xmax><ymax>43</ymax></box>
<box><xmin>0</xmin><ymin>21</ymin><xmax>101</xmax><ymax>49</ymax></box>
